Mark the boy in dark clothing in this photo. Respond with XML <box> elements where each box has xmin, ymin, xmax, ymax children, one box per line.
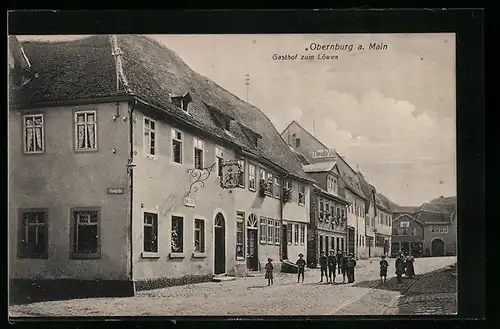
<box><xmin>341</xmin><ymin>252</ymin><xmax>349</xmax><ymax>283</ymax></box>
<box><xmin>296</xmin><ymin>253</ymin><xmax>306</xmax><ymax>283</ymax></box>
<box><xmin>380</xmin><ymin>255</ymin><xmax>389</xmax><ymax>284</ymax></box>
<box><xmin>319</xmin><ymin>251</ymin><xmax>328</xmax><ymax>282</ymax></box>
<box><xmin>327</xmin><ymin>250</ymin><xmax>337</xmax><ymax>284</ymax></box>
<box><xmin>336</xmin><ymin>250</ymin><xmax>343</xmax><ymax>274</ymax></box>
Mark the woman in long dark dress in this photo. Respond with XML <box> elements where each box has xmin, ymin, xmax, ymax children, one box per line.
<box><xmin>405</xmin><ymin>252</ymin><xmax>415</xmax><ymax>278</ymax></box>
<box><xmin>395</xmin><ymin>255</ymin><xmax>405</xmax><ymax>283</ymax></box>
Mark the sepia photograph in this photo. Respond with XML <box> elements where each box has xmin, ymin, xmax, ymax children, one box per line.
<box><xmin>8</xmin><ymin>33</ymin><xmax>457</xmax><ymax>317</ymax></box>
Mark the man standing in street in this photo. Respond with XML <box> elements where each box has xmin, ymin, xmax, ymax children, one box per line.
<box><xmin>328</xmin><ymin>250</ymin><xmax>337</xmax><ymax>284</ymax></box>
<box><xmin>341</xmin><ymin>251</ymin><xmax>349</xmax><ymax>283</ymax></box>
<box><xmin>336</xmin><ymin>250</ymin><xmax>343</xmax><ymax>274</ymax></box>
<box><xmin>319</xmin><ymin>251</ymin><xmax>328</xmax><ymax>283</ymax></box>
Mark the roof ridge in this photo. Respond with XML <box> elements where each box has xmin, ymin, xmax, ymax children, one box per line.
<box><xmin>109</xmin><ymin>35</ymin><xmax>133</xmax><ymax>94</ymax></box>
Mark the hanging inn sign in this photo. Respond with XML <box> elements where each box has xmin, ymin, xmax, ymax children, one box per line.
<box><xmin>220</xmin><ymin>160</ymin><xmax>241</xmax><ymax>189</ymax></box>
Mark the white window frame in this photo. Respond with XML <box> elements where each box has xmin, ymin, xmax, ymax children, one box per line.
<box><xmin>298</xmin><ymin>184</ymin><xmax>305</xmax><ymax>205</ymax></box>
<box><xmin>294</xmin><ymin>223</ymin><xmax>299</xmax><ymax>245</ymax></box>
<box><xmin>23</xmin><ymin>114</ymin><xmax>45</xmax><ymax>154</ymax></box>
<box><xmin>274</xmin><ymin>220</ymin><xmax>280</xmax><ymax>245</ymax></box>
<box><xmin>267</xmin><ymin>218</ymin><xmax>274</xmax><ymax>244</ymax></box>
<box><xmin>143</xmin><ymin>116</ymin><xmax>156</xmax><ymax>158</ymax></box>
<box><xmin>143</xmin><ymin>212</ymin><xmax>159</xmax><ymax>254</ymax></box>
<box><xmin>74</xmin><ymin>110</ymin><xmax>98</xmax><ymax>152</ymax></box>
<box><xmin>300</xmin><ymin>224</ymin><xmax>305</xmax><ymax>245</ymax></box>
<box><xmin>194</xmin><ymin>218</ymin><xmax>206</xmax><ymax>254</ymax></box>
<box><xmin>273</xmin><ymin>176</ymin><xmax>280</xmax><ymax>199</ymax></box>
<box><xmin>170</xmin><ymin>214</ymin><xmax>185</xmax><ymax>255</ymax></box>
<box><xmin>193</xmin><ymin>137</ymin><xmax>204</xmax><ymax>169</ymax></box>
<box><xmin>171</xmin><ymin>128</ymin><xmax>184</xmax><ymax>164</ymax></box>
<box><xmin>259</xmin><ymin>217</ymin><xmax>267</xmax><ymax>244</ymax></box>
<box><xmin>215</xmin><ymin>146</ymin><xmax>224</xmax><ymax>177</ymax></box>
<box><xmin>287</xmin><ymin>223</ymin><xmax>293</xmax><ymax>245</ymax></box>
<box><xmin>236</xmin><ymin>212</ymin><xmax>245</xmax><ymax>260</ymax></box>
<box><xmin>248</xmin><ymin>163</ymin><xmax>256</xmax><ymax>191</ymax></box>
<box><xmin>237</xmin><ymin>157</ymin><xmax>245</xmax><ymax>188</ymax></box>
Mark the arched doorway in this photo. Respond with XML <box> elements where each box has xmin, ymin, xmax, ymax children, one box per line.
<box><xmin>431</xmin><ymin>238</ymin><xmax>445</xmax><ymax>257</ymax></box>
<box><xmin>246</xmin><ymin>214</ymin><xmax>259</xmax><ymax>271</ymax></box>
<box><xmin>214</xmin><ymin>213</ymin><xmax>226</xmax><ymax>274</ymax></box>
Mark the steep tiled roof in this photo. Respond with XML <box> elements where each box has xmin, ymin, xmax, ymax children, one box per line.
<box><xmin>392</xmin><ymin>206</ymin><xmax>419</xmax><ymax>214</ymax></box>
<box><xmin>303</xmin><ymin>161</ymin><xmax>336</xmax><ymax>173</ymax></box>
<box><xmin>414</xmin><ymin>211</ymin><xmax>451</xmax><ymax>224</ymax></box>
<box><xmin>357</xmin><ymin>172</ymin><xmax>375</xmax><ymax>212</ymax></box>
<box><xmin>15</xmin><ymin>35</ymin><xmax>311</xmax><ymax>181</ymax></box>
<box><xmin>312</xmin><ymin>184</ymin><xmax>349</xmax><ymax>205</ymax></box>
<box><xmin>292</xmin><ymin>149</ymin><xmax>311</xmax><ymax>165</ymax></box>
<box><xmin>418</xmin><ymin>203</ymin><xmax>451</xmax><ymax>214</ymax></box>
<box><xmin>286</xmin><ymin>120</ymin><xmax>367</xmax><ymax>200</ymax></box>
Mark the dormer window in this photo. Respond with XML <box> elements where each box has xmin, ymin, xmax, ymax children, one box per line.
<box><xmin>224</xmin><ymin>120</ymin><xmax>231</xmax><ymax>131</ymax></box>
<box><xmin>170</xmin><ymin>92</ymin><xmax>192</xmax><ymax>114</ymax></box>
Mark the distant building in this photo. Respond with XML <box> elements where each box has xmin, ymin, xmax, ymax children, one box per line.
<box><xmin>358</xmin><ymin>173</ymin><xmax>392</xmax><ymax>257</ymax></box>
<box><xmin>303</xmin><ymin>162</ymin><xmax>349</xmax><ymax>267</ymax></box>
<box><xmin>282</xmin><ymin>121</ymin><xmax>370</xmax><ymax>259</ymax></box>
<box><xmin>391</xmin><ymin>197</ymin><xmax>457</xmax><ymax>257</ymax></box>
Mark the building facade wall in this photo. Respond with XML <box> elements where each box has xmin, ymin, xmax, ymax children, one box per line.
<box><xmin>131</xmin><ymin>105</ymin><xmax>236</xmax><ymax>281</ymax></box>
<box><xmin>9</xmin><ymin>102</ymin><xmax>131</xmax><ymax>280</ymax></box>
<box><xmin>281</xmin><ymin>179</ymin><xmax>310</xmax><ymax>264</ymax></box>
<box><xmin>423</xmin><ymin>224</ymin><xmax>456</xmax><ymax>257</ymax></box>
<box><xmin>391</xmin><ymin>215</ymin><xmax>424</xmax><ymax>257</ymax></box>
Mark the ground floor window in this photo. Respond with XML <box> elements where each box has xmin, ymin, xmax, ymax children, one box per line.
<box><xmin>267</xmin><ymin>218</ymin><xmax>274</xmax><ymax>244</ymax></box>
<box><xmin>287</xmin><ymin>223</ymin><xmax>292</xmax><ymax>245</ymax></box>
<box><xmin>194</xmin><ymin>218</ymin><xmax>205</xmax><ymax>253</ymax></box>
<box><xmin>319</xmin><ymin>235</ymin><xmax>324</xmax><ymax>253</ymax></box>
<box><xmin>144</xmin><ymin>212</ymin><xmax>158</xmax><ymax>253</ymax></box>
<box><xmin>274</xmin><ymin>220</ymin><xmax>280</xmax><ymax>245</ymax></box>
<box><xmin>18</xmin><ymin>209</ymin><xmax>48</xmax><ymax>259</ymax></box>
<box><xmin>236</xmin><ymin>211</ymin><xmax>245</xmax><ymax>259</ymax></box>
<box><xmin>294</xmin><ymin>224</ymin><xmax>299</xmax><ymax>245</ymax></box>
<box><xmin>171</xmin><ymin>215</ymin><xmax>184</xmax><ymax>253</ymax></box>
<box><xmin>71</xmin><ymin>207</ymin><xmax>101</xmax><ymax>258</ymax></box>
<box><xmin>260</xmin><ymin>217</ymin><xmax>267</xmax><ymax>244</ymax></box>
<box><xmin>300</xmin><ymin>224</ymin><xmax>305</xmax><ymax>245</ymax></box>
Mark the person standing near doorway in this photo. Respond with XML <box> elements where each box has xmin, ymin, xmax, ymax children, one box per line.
<box><xmin>341</xmin><ymin>251</ymin><xmax>349</xmax><ymax>283</ymax></box>
<box><xmin>296</xmin><ymin>253</ymin><xmax>306</xmax><ymax>283</ymax></box>
<box><xmin>336</xmin><ymin>250</ymin><xmax>343</xmax><ymax>274</ymax></box>
<box><xmin>405</xmin><ymin>252</ymin><xmax>415</xmax><ymax>278</ymax></box>
<box><xmin>319</xmin><ymin>251</ymin><xmax>328</xmax><ymax>283</ymax></box>
<box><xmin>327</xmin><ymin>250</ymin><xmax>337</xmax><ymax>284</ymax></box>
<box><xmin>346</xmin><ymin>253</ymin><xmax>357</xmax><ymax>283</ymax></box>
<box><xmin>395</xmin><ymin>254</ymin><xmax>405</xmax><ymax>283</ymax></box>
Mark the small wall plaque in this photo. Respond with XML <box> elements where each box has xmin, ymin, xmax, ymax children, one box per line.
<box><xmin>184</xmin><ymin>196</ymin><xmax>195</xmax><ymax>208</ymax></box>
<box><xmin>107</xmin><ymin>188</ymin><xmax>125</xmax><ymax>195</ymax></box>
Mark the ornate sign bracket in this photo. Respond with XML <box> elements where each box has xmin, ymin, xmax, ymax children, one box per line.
<box><xmin>186</xmin><ymin>162</ymin><xmax>217</xmax><ymax>197</ymax></box>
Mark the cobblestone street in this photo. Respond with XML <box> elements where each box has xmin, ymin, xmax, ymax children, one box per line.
<box><xmin>9</xmin><ymin>256</ymin><xmax>456</xmax><ymax>317</ymax></box>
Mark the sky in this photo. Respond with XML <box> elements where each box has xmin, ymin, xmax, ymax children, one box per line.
<box><xmin>17</xmin><ymin>34</ymin><xmax>456</xmax><ymax>206</ymax></box>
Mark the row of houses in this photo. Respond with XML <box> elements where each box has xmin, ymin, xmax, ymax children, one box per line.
<box><xmin>391</xmin><ymin>197</ymin><xmax>457</xmax><ymax>258</ymax></box>
<box><xmin>8</xmin><ymin>34</ymin><xmax>430</xmax><ymax>300</ymax></box>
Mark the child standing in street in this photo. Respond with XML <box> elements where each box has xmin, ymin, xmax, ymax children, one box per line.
<box><xmin>296</xmin><ymin>253</ymin><xmax>306</xmax><ymax>283</ymax></box>
<box><xmin>380</xmin><ymin>255</ymin><xmax>389</xmax><ymax>284</ymax></box>
<box><xmin>265</xmin><ymin>258</ymin><xmax>274</xmax><ymax>286</ymax></box>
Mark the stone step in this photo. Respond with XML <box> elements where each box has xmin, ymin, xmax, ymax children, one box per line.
<box><xmin>212</xmin><ymin>276</ymin><xmax>236</xmax><ymax>282</ymax></box>
<box><xmin>246</xmin><ymin>271</ymin><xmax>264</xmax><ymax>277</ymax></box>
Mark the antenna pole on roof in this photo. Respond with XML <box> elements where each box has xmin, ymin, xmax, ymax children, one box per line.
<box><xmin>245</xmin><ymin>73</ymin><xmax>250</xmax><ymax>102</ymax></box>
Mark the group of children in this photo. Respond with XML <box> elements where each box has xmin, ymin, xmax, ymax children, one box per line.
<box><xmin>264</xmin><ymin>251</ymin><xmax>408</xmax><ymax>286</ymax></box>
<box><xmin>264</xmin><ymin>250</ymin><xmax>360</xmax><ymax>286</ymax></box>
